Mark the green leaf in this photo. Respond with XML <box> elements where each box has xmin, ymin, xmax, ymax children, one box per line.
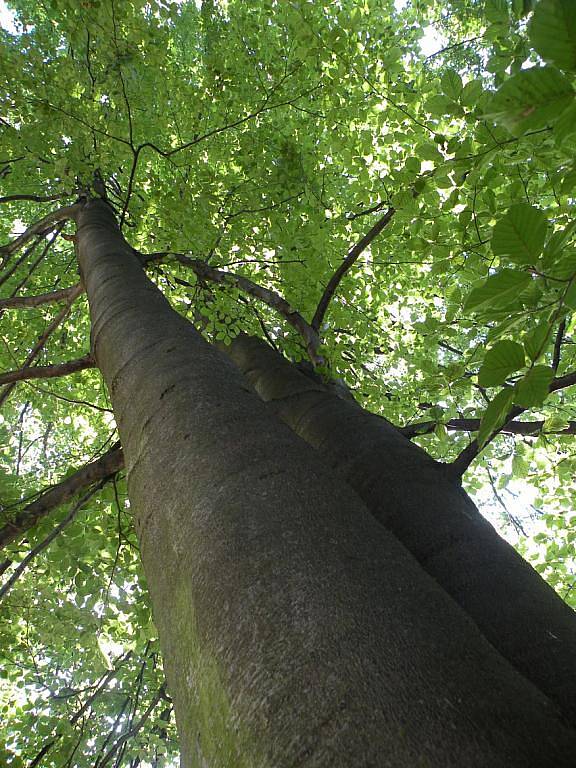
<box><xmin>460</xmin><ymin>79</ymin><xmax>484</xmax><ymax>107</ymax></box>
<box><xmin>441</xmin><ymin>69</ymin><xmax>463</xmax><ymax>100</ymax></box>
<box><xmin>484</xmin><ymin>66</ymin><xmax>574</xmax><ymax>134</ymax></box>
<box><xmin>542</xmin><ymin>220</ymin><xmax>576</xmax><ymax>267</ymax></box>
<box><xmin>492</xmin><ymin>204</ymin><xmax>548</xmax><ymax>264</ymax></box>
<box><xmin>478</xmin><ymin>340</ymin><xmax>526</xmax><ymax>386</ymax></box>
<box><xmin>485</xmin><ymin>0</ymin><xmax>509</xmax><ymax>23</ymax></box>
<box><xmin>513</xmin><ymin>365</ymin><xmax>554</xmax><ymax>407</ymax></box>
<box><xmin>464</xmin><ymin>268</ymin><xmax>532</xmax><ymax>311</ymax></box>
<box><xmin>478</xmin><ymin>388</ymin><xmax>515</xmax><ymax>447</ymax></box>
<box><xmin>554</xmin><ymin>101</ymin><xmax>576</xmax><ymax>142</ymax></box>
<box><xmin>524</xmin><ymin>322</ymin><xmax>550</xmax><ymax>362</ymax></box>
<box><xmin>564</xmin><ymin>279</ymin><xmax>576</xmax><ymax>309</ymax></box>
<box><xmin>529</xmin><ymin>0</ymin><xmax>576</xmax><ymax>72</ymax></box>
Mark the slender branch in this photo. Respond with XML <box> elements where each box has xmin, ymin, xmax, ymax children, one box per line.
<box><xmin>28</xmin><ymin>650</ymin><xmax>133</xmax><ymax>768</ymax></box>
<box><xmin>96</xmin><ymin>685</ymin><xmax>166</xmax><ymax>768</ymax></box>
<box><xmin>140</xmin><ymin>81</ymin><xmax>321</xmax><ymax>159</ymax></box>
<box><xmin>146</xmin><ymin>252</ymin><xmax>322</xmax><ymax>364</ymax></box>
<box><xmin>0</xmin><ymin>443</ymin><xmax>123</xmax><ymax>551</ymax></box>
<box><xmin>0</xmin><ymin>482</ymin><xmax>105</xmax><ymax>602</ymax></box>
<box><xmin>550</xmin><ymin>371</ymin><xmax>576</xmax><ymax>392</ymax></box>
<box><xmin>0</xmin><ymin>283</ymin><xmax>84</xmax><ymax>408</ymax></box>
<box><xmin>0</xmin><ymin>193</ymin><xmax>71</xmax><ymax>205</ymax></box>
<box><xmin>0</xmin><ymin>235</ymin><xmax>44</xmax><ymax>286</ymax></box>
<box><xmin>311</xmin><ymin>207</ymin><xmax>395</xmax><ymax>332</ymax></box>
<box><xmin>552</xmin><ymin>319</ymin><xmax>566</xmax><ymax>373</ymax></box>
<box><xmin>0</xmin><ymin>283</ymin><xmax>82</xmax><ymax>310</ymax></box>
<box><xmin>0</xmin><ymin>354</ymin><xmax>94</xmax><ymax>387</ymax></box>
<box><xmin>449</xmin><ymin>368</ymin><xmax>576</xmax><ymax>476</ymax></box>
<box><xmin>402</xmin><ymin>417</ymin><xmax>576</xmax><ymax>439</ymax></box>
<box><xmin>0</xmin><ymin>204</ymin><xmax>80</xmax><ymax>258</ymax></box>
<box><xmin>449</xmin><ymin>406</ymin><xmax>525</xmax><ymax>478</ymax></box>
<box><xmin>346</xmin><ymin>199</ymin><xmax>389</xmax><ymax>220</ymax></box>
<box><xmin>7</xmin><ymin>222</ymin><xmax>64</xmax><ymax>296</ymax></box>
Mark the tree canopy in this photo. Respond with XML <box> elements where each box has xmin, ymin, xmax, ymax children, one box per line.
<box><xmin>1</xmin><ymin>0</ymin><xmax>575</xmax><ymax>765</ymax></box>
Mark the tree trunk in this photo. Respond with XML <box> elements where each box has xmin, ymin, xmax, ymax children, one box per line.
<box><xmin>226</xmin><ymin>333</ymin><xmax>576</xmax><ymax>728</ymax></box>
<box><xmin>75</xmin><ymin>200</ymin><xmax>576</xmax><ymax>767</ymax></box>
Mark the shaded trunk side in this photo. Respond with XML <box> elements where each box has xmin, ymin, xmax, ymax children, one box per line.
<box><xmin>227</xmin><ymin>333</ymin><xmax>576</xmax><ymax>727</ymax></box>
<box><xmin>75</xmin><ymin>201</ymin><xmax>576</xmax><ymax>768</ymax></box>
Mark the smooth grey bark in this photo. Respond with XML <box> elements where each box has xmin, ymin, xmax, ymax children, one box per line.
<box><xmin>75</xmin><ymin>200</ymin><xmax>576</xmax><ymax>768</ymax></box>
<box><xmin>226</xmin><ymin>333</ymin><xmax>576</xmax><ymax>728</ymax></box>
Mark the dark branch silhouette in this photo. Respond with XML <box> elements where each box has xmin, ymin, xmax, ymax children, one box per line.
<box><xmin>0</xmin><ymin>354</ymin><xmax>94</xmax><ymax>387</ymax></box>
<box><xmin>0</xmin><ymin>443</ymin><xmax>123</xmax><ymax>551</ymax></box>
<box><xmin>311</xmin><ymin>207</ymin><xmax>395</xmax><ymax>332</ymax></box>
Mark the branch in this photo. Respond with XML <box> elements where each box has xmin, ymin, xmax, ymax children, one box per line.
<box><xmin>96</xmin><ymin>685</ymin><xmax>166</xmax><ymax>768</ymax></box>
<box><xmin>449</xmin><ymin>406</ymin><xmax>525</xmax><ymax>478</ymax></box>
<box><xmin>552</xmin><ymin>319</ymin><xmax>566</xmax><ymax>373</ymax></box>
<box><xmin>402</xmin><ymin>417</ymin><xmax>576</xmax><ymax>439</ymax></box>
<box><xmin>146</xmin><ymin>252</ymin><xmax>322</xmax><ymax>364</ymax></box>
<box><xmin>0</xmin><ymin>204</ymin><xmax>80</xmax><ymax>258</ymax></box>
<box><xmin>0</xmin><ymin>283</ymin><xmax>84</xmax><ymax>408</ymax></box>
<box><xmin>0</xmin><ymin>482</ymin><xmax>105</xmax><ymax>602</ymax></box>
<box><xmin>311</xmin><ymin>207</ymin><xmax>395</xmax><ymax>332</ymax></box>
<box><xmin>139</xmin><ymin>80</ymin><xmax>321</xmax><ymax>159</ymax></box>
<box><xmin>0</xmin><ymin>193</ymin><xmax>71</xmax><ymax>205</ymax></box>
<box><xmin>0</xmin><ymin>443</ymin><xmax>123</xmax><ymax>551</ymax></box>
<box><xmin>0</xmin><ymin>354</ymin><xmax>94</xmax><ymax>387</ymax></box>
<box><xmin>0</xmin><ymin>282</ymin><xmax>82</xmax><ymax>310</ymax></box>
<box><xmin>550</xmin><ymin>370</ymin><xmax>576</xmax><ymax>393</ymax></box>
<box><xmin>448</xmin><ymin>368</ymin><xmax>576</xmax><ymax>477</ymax></box>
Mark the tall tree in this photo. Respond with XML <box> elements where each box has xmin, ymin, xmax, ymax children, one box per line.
<box><xmin>1</xmin><ymin>0</ymin><xmax>576</xmax><ymax>765</ymax></box>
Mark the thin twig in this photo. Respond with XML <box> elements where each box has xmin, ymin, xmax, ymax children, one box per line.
<box><xmin>0</xmin><ymin>283</ymin><xmax>84</xmax><ymax>408</ymax></box>
<box><xmin>0</xmin><ymin>482</ymin><xmax>105</xmax><ymax>602</ymax></box>
<box><xmin>96</xmin><ymin>686</ymin><xmax>166</xmax><ymax>768</ymax></box>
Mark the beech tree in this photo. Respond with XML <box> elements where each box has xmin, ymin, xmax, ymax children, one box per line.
<box><xmin>1</xmin><ymin>0</ymin><xmax>576</xmax><ymax>766</ymax></box>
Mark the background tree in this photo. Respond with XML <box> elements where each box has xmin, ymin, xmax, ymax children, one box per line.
<box><xmin>1</xmin><ymin>0</ymin><xmax>575</xmax><ymax>765</ymax></box>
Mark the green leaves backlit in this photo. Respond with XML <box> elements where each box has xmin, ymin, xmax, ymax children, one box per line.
<box><xmin>478</xmin><ymin>340</ymin><xmax>525</xmax><ymax>387</ymax></box>
<box><xmin>529</xmin><ymin>0</ymin><xmax>576</xmax><ymax>72</ymax></box>
<box><xmin>492</xmin><ymin>204</ymin><xmax>548</xmax><ymax>265</ymax></box>
<box><xmin>484</xmin><ymin>66</ymin><xmax>574</xmax><ymax>134</ymax></box>
<box><xmin>464</xmin><ymin>269</ymin><xmax>532</xmax><ymax>312</ymax></box>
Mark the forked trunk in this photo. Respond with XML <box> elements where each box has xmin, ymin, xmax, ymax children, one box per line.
<box><xmin>75</xmin><ymin>200</ymin><xmax>576</xmax><ymax>767</ymax></box>
<box><xmin>227</xmin><ymin>333</ymin><xmax>576</xmax><ymax>726</ymax></box>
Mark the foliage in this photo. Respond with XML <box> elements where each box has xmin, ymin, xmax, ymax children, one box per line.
<box><xmin>0</xmin><ymin>0</ymin><xmax>575</xmax><ymax>764</ymax></box>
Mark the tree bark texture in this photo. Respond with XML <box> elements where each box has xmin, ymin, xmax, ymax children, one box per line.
<box><xmin>226</xmin><ymin>333</ymin><xmax>576</xmax><ymax>727</ymax></box>
<box><xmin>75</xmin><ymin>200</ymin><xmax>576</xmax><ymax>768</ymax></box>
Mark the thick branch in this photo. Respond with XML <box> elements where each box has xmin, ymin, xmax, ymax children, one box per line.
<box><xmin>311</xmin><ymin>207</ymin><xmax>395</xmax><ymax>332</ymax></box>
<box><xmin>0</xmin><ymin>443</ymin><xmax>123</xmax><ymax>551</ymax></box>
<box><xmin>0</xmin><ymin>354</ymin><xmax>94</xmax><ymax>387</ymax></box>
<box><xmin>0</xmin><ymin>204</ymin><xmax>80</xmax><ymax>257</ymax></box>
<box><xmin>146</xmin><ymin>252</ymin><xmax>322</xmax><ymax>364</ymax></box>
<box><xmin>0</xmin><ymin>283</ymin><xmax>82</xmax><ymax>310</ymax></box>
